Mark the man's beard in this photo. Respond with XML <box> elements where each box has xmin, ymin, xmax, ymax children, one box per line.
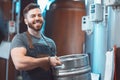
<box><xmin>28</xmin><ymin>22</ymin><xmax>42</xmax><ymax>31</ymax></box>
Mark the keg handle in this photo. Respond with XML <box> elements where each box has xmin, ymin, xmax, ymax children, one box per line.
<box><xmin>55</xmin><ymin>64</ymin><xmax>65</xmax><ymax>69</ymax></box>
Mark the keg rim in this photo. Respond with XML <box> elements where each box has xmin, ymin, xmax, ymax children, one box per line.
<box><xmin>59</xmin><ymin>54</ymin><xmax>88</xmax><ymax>62</ymax></box>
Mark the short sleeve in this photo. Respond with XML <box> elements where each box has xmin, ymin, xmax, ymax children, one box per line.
<box><xmin>10</xmin><ymin>34</ymin><xmax>27</xmax><ymax>50</ymax></box>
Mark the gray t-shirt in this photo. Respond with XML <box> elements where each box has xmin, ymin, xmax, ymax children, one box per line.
<box><xmin>10</xmin><ymin>32</ymin><xmax>56</xmax><ymax>80</ymax></box>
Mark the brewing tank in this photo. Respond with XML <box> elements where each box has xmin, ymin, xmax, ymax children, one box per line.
<box><xmin>44</xmin><ymin>0</ymin><xmax>86</xmax><ymax>56</ymax></box>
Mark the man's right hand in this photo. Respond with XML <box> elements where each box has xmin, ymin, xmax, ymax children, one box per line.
<box><xmin>49</xmin><ymin>56</ymin><xmax>61</xmax><ymax>67</ymax></box>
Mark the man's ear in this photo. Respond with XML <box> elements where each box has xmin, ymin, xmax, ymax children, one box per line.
<box><xmin>24</xmin><ymin>18</ymin><xmax>28</xmax><ymax>25</ymax></box>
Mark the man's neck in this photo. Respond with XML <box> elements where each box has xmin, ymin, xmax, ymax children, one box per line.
<box><xmin>27</xmin><ymin>29</ymin><xmax>41</xmax><ymax>38</ymax></box>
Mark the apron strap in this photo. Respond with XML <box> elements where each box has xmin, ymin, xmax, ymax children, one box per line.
<box><xmin>26</xmin><ymin>31</ymin><xmax>34</xmax><ymax>48</ymax></box>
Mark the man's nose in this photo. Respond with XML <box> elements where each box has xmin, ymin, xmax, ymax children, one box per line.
<box><xmin>35</xmin><ymin>16</ymin><xmax>40</xmax><ymax>20</ymax></box>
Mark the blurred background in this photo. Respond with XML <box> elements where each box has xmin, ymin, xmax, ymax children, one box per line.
<box><xmin>0</xmin><ymin>0</ymin><xmax>120</xmax><ymax>80</ymax></box>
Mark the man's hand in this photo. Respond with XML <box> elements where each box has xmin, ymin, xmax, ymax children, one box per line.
<box><xmin>49</xmin><ymin>56</ymin><xmax>61</xmax><ymax>67</ymax></box>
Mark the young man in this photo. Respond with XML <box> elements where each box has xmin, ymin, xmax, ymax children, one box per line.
<box><xmin>10</xmin><ymin>3</ymin><xmax>61</xmax><ymax>80</ymax></box>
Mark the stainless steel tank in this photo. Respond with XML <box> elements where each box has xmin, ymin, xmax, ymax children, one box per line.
<box><xmin>52</xmin><ymin>54</ymin><xmax>91</xmax><ymax>80</ymax></box>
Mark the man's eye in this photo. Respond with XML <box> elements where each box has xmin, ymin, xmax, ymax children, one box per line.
<box><xmin>31</xmin><ymin>15</ymin><xmax>35</xmax><ymax>18</ymax></box>
<box><xmin>38</xmin><ymin>14</ymin><xmax>42</xmax><ymax>17</ymax></box>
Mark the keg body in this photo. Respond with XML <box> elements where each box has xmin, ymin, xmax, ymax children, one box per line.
<box><xmin>53</xmin><ymin>54</ymin><xmax>91</xmax><ymax>80</ymax></box>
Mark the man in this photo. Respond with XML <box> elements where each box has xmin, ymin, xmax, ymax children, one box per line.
<box><xmin>10</xmin><ymin>3</ymin><xmax>61</xmax><ymax>80</ymax></box>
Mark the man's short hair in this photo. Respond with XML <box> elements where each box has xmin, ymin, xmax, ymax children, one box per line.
<box><xmin>23</xmin><ymin>3</ymin><xmax>40</xmax><ymax>18</ymax></box>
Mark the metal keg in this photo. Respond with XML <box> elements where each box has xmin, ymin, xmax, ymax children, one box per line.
<box><xmin>52</xmin><ymin>54</ymin><xmax>91</xmax><ymax>80</ymax></box>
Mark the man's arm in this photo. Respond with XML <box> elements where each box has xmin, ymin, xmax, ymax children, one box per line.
<box><xmin>11</xmin><ymin>47</ymin><xmax>61</xmax><ymax>71</ymax></box>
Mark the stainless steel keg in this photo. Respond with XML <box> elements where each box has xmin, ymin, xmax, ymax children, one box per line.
<box><xmin>52</xmin><ymin>54</ymin><xmax>91</xmax><ymax>80</ymax></box>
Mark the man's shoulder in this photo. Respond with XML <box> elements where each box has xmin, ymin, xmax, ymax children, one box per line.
<box><xmin>15</xmin><ymin>32</ymin><xmax>26</xmax><ymax>37</ymax></box>
<box><xmin>12</xmin><ymin>32</ymin><xmax>27</xmax><ymax>41</ymax></box>
<box><xmin>42</xmin><ymin>34</ymin><xmax>54</xmax><ymax>42</ymax></box>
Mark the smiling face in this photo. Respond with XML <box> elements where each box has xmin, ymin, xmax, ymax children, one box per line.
<box><xmin>24</xmin><ymin>8</ymin><xmax>44</xmax><ymax>31</ymax></box>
